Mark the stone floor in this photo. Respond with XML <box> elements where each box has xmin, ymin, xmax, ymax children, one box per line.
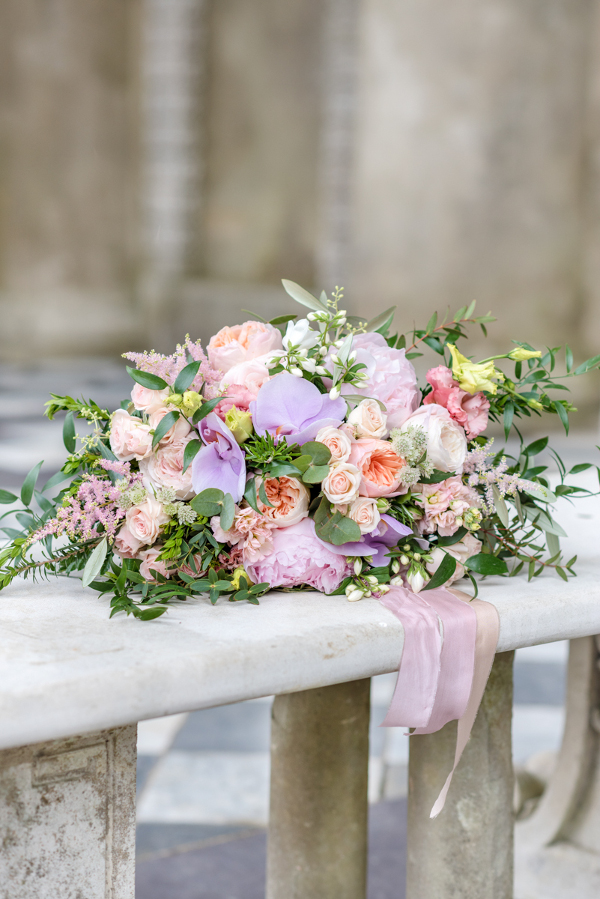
<box><xmin>0</xmin><ymin>359</ymin><xmax>594</xmax><ymax>897</ymax></box>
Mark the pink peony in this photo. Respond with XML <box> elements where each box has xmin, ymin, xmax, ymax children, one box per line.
<box><xmin>126</xmin><ymin>496</ymin><xmax>170</xmax><ymax>545</ymax></box>
<box><xmin>347</xmin><ymin>333</ymin><xmax>420</xmax><ymax>429</ymax></box>
<box><xmin>208</xmin><ymin>321</ymin><xmax>283</xmax><ymax>374</ymax></box>
<box><xmin>109</xmin><ymin>410</ymin><xmax>153</xmax><ymax>462</ymax></box>
<box><xmin>424</xmin><ymin>365</ymin><xmax>489</xmax><ymax>439</ymax></box>
<box><xmin>245</xmin><ymin>518</ymin><xmax>352</xmax><ymax>593</ymax></box>
<box><xmin>348</xmin><ymin>439</ymin><xmax>405</xmax><ymax>498</ymax></box>
<box><xmin>131</xmin><ymin>383</ymin><xmax>169</xmax><ymax>415</ymax></box>
<box><xmin>148</xmin><ymin>408</ymin><xmax>192</xmax><ymax>447</ymax></box>
<box><xmin>140</xmin><ymin>438</ymin><xmax>195</xmax><ymax>500</ymax></box>
<box><xmin>114</xmin><ymin>524</ymin><xmax>142</xmax><ymax>559</ymax></box>
<box><xmin>139</xmin><ymin>547</ymin><xmax>173</xmax><ymax>582</ymax></box>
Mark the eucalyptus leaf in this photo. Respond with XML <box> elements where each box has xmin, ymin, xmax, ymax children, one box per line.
<box><xmin>524</xmin><ymin>506</ymin><xmax>567</xmax><ymax>537</ymax></box>
<box><xmin>174</xmin><ymin>360</ymin><xmax>201</xmax><ymax>394</ymax></box>
<box><xmin>523</xmin><ymin>482</ymin><xmax>556</xmax><ymax>504</ymax></box>
<box><xmin>190</xmin><ymin>488</ymin><xmax>224</xmax><ymax>518</ymax></box>
<box><xmin>546</xmin><ymin>531</ymin><xmax>560</xmax><ymax>558</ymax></box>
<box><xmin>82</xmin><ymin>537</ymin><xmax>108</xmax><ymax>588</ymax></box>
<box><xmin>366</xmin><ymin>306</ymin><xmax>396</xmax><ymax>334</ymax></box>
<box><xmin>302</xmin><ymin>464</ymin><xmax>330</xmax><ymax>484</ymax></box>
<box><xmin>268</xmin><ymin>462</ymin><xmax>302</xmax><ymax>478</ymax></box>
<box><xmin>126</xmin><ymin>366</ymin><xmax>168</xmax><ymax>390</ymax></box>
<box><xmin>281</xmin><ymin>279</ymin><xmax>328</xmax><ymax>312</ymax></box>
<box><xmin>220</xmin><ymin>493</ymin><xmax>235</xmax><ymax>531</ymax></box>
<box><xmin>41</xmin><ymin>470</ymin><xmax>73</xmax><ymax>494</ymax></box>
<box><xmin>301</xmin><ymin>441</ymin><xmax>332</xmax><ymax>466</ymax></box>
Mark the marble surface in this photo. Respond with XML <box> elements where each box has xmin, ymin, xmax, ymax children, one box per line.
<box><xmin>0</xmin><ymin>490</ymin><xmax>598</xmax><ymax>750</ymax></box>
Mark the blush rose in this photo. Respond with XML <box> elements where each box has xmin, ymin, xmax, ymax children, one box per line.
<box><xmin>110</xmin><ymin>409</ymin><xmax>153</xmax><ymax>462</ymax></box>
<box><xmin>208</xmin><ymin>321</ymin><xmax>283</xmax><ymax>373</ymax></box>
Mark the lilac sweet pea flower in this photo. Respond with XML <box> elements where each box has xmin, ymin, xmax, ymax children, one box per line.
<box><xmin>250</xmin><ymin>372</ymin><xmax>346</xmax><ymax>446</ymax></box>
<box><xmin>319</xmin><ymin>513</ymin><xmax>413</xmax><ymax>567</ymax></box>
<box><xmin>191</xmin><ymin>412</ymin><xmax>246</xmax><ymax>502</ymax></box>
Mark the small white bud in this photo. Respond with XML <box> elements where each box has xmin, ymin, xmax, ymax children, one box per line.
<box><xmin>307</xmin><ymin>312</ymin><xmax>317</xmax><ymax>321</ymax></box>
<box><xmin>390</xmin><ymin>576</ymin><xmax>404</xmax><ymax>586</ymax></box>
<box><xmin>354</xmin><ymin>558</ymin><xmax>363</xmax><ymax>576</ymax></box>
<box><xmin>347</xmin><ymin>588</ymin><xmax>364</xmax><ymax>602</ymax></box>
<box><xmin>291</xmin><ymin>368</ymin><xmax>303</xmax><ymax>377</ymax></box>
<box><xmin>315</xmin><ymin>366</ymin><xmax>328</xmax><ymax>375</ymax></box>
<box><xmin>329</xmin><ymin>386</ymin><xmax>341</xmax><ymax>399</ymax></box>
<box><xmin>364</xmin><ymin>590</ymin><xmax>372</xmax><ymax>598</ymax></box>
<box><xmin>392</xmin><ymin>559</ymin><xmax>401</xmax><ymax>574</ymax></box>
<box><xmin>330</xmin><ymin>354</ymin><xmax>340</xmax><ymax>365</ymax></box>
<box><xmin>400</xmin><ymin>554</ymin><xmax>409</xmax><ymax>566</ymax></box>
<box><xmin>318</xmin><ymin>346</ymin><xmax>328</xmax><ymax>357</ymax></box>
<box><xmin>377</xmin><ymin>584</ymin><xmax>390</xmax><ymax>595</ymax></box>
<box><xmin>366</xmin><ymin>575</ymin><xmax>378</xmax><ymax>587</ymax></box>
<box><xmin>413</xmin><ymin>553</ymin><xmax>421</xmax><ymax>561</ymax></box>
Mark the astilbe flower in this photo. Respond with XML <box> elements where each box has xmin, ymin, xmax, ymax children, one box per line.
<box><xmin>123</xmin><ymin>335</ymin><xmax>221</xmax><ymax>397</ymax></box>
<box><xmin>30</xmin><ymin>470</ymin><xmax>145</xmax><ymax>544</ymax></box>
<box><xmin>463</xmin><ymin>440</ymin><xmax>527</xmax><ymax>515</ymax></box>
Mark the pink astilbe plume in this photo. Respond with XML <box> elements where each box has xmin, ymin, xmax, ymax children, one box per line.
<box><xmin>123</xmin><ymin>336</ymin><xmax>221</xmax><ymax>396</ymax></box>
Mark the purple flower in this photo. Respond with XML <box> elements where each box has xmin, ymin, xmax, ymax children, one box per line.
<box><xmin>321</xmin><ymin>514</ymin><xmax>413</xmax><ymax>567</ymax></box>
<box><xmin>191</xmin><ymin>412</ymin><xmax>246</xmax><ymax>502</ymax></box>
<box><xmin>245</xmin><ymin>518</ymin><xmax>352</xmax><ymax>593</ymax></box>
<box><xmin>250</xmin><ymin>372</ymin><xmax>346</xmax><ymax>446</ymax></box>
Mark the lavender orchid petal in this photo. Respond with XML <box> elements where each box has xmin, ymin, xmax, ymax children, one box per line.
<box><xmin>192</xmin><ymin>412</ymin><xmax>246</xmax><ymax>502</ymax></box>
<box><xmin>250</xmin><ymin>372</ymin><xmax>345</xmax><ymax>444</ymax></box>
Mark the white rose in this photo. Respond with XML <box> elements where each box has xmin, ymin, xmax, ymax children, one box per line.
<box><xmin>315</xmin><ymin>426</ymin><xmax>352</xmax><ymax>463</ymax></box>
<box><xmin>126</xmin><ymin>496</ymin><xmax>170</xmax><ymax>545</ymax></box>
<box><xmin>109</xmin><ymin>409</ymin><xmax>153</xmax><ymax>462</ymax></box>
<box><xmin>347</xmin><ymin>497</ymin><xmax>381</xmax><ymax>534</ymax></box>
<box><xmin>347</xmin><ymin>399</ymin><xmax>388</xmax><ymax>439</ymax></box>
<box><xmin>322</xmin><ymin>462</ymin><xmax>362</xmax><ymax>505</ymax></box>
<box><xmin>425</xmin><ymin>534</ymin><xmax>483</xmax><ymax>585</ymax></box>
<box><xmin>131</xmin><ymin>383</ymin><xmax>170</xmax><ymax>415</ymax></box>
<box><xmin>401</xmin><ymin>404</ymin><xmax>467</xmax><ymax>473</ymax></box>
<box><xmin>283</xmin><ymin>318</ymin><xmax>319</xmax><ymax>351</ymax></box>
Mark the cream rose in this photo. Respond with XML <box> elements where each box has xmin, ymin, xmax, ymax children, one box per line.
<box><xmin>149</xmin><ymin>407</ymin><xmax>192</xmax><ymax>447</ymax></box>
<box><xmin>257</xmin><ymin>475</ymin><xmax>310</xmax><ymax>527</ymax></box>
<box><xmin>347</xmin><ymin>399</ymin><xmax>388</xmax><ymax>439</ymax></box>
<box><xmin>401</xmin><ymin>404</ymin><xmax>467</xmax><ymax>473</ymax></box>
<box><xmin>425</xmin><ymin>534</ymin><xmax>483</xmax><ymax>586</ymax></box>
<box><xmin>315</xmin><ymin>426</ymin><xmax>352</xmax><ymax>463</ymax></box>
<box><xmin>322</xmin><ymin>462</ymin><xmax>361</xmax><ymax>505</ymax></box>
<box><xmin>126</xmin><ymin>496</ymin><xmax>170</xmax><ymax>545</ymax></box>
<box><xmin>131</xmin><ymin>383</ymin><xmax>169</xmax><ymax>415</ymax></box>
<box><xmin>140</xmin><ymin>438</ymin><xmax>194</xmax><ymax>500</ymax></box>
<box><xmin>109</xmin><ymin>409</ymin><xmax>153</xmax><ymax>462</ymax></box>
<box><xmin>347</xmin><ymin>497</ymin><xmax>381</xmax><ymax>534</ymax></box>
<box><xmin>208</xmin><ymin>321</ymin><xmax>283</xmax><ymax>373</ymax></box>
<box><xmin>113</xmin><ymin>524</ymin><xmax>142</xmax><ymax>559</ymax></box>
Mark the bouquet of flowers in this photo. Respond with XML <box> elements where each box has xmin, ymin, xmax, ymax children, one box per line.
<box><xmin>1</xmin><ymin>280</ymin><xmax>598</xmax><ymax>621</ymax></box>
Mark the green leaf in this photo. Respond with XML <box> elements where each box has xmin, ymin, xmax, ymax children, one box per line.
<box><xmin>192</xmin><ymin>398</ymin><xmax>221</xmax><ymax>425</ymax></box>
<box><xmin>240</xmin><ymin>309</ymin><xmax>267</xmax><ymax>322</ymax></box>
<box><xmin>573</xmin><ymin>353</ymin><xmax>600</xmax><ymax>375</ymax></box>
<box><xmin>291</xmin><ymin>454</ymin><xmax>313</xmax><ymax>474</ymax></box>
<box><xmin>220</xmin><ymin>493</ymin><xmax>235</xmax><ymax>531</ymax></box>
<box><xmin>524</xmin><ymin>506</ymin><xmax>566</xmax><ymax>536</ymax></box>
<box><xmin>556</xmin><ymin>566</ymin><xmax>568</xmax><ymax>582</ymax></box>
<box><xmin>82</xmin><ymin>538</ymin><xmax>108</xmax><ymax>588</ymax></box>
<box><xmin>503</xmin><ymin>402</ymin><xmax>514</xmax><ymax>440</ymax></box>
<box><xmin>565</xmin><ymin>345</ymin><xmax>573</xmax><ymax>373</ymax></box>
<box><xmin>367</xmin><ymin>306</ymin><xmax>396</xmax><ymax>334</ymax></box>
<box><xmin>243</xmin><ymin>478</ymin><xmax>260</xmax><ymax>513</ymax></box>
<box><xmin>524</xmin><ymin>437</ymin><xmax>549</xmax><ymax>456</ymax></box>
<box><xmin>546</xmin><ymin>531</ymin><xmax>560</xmax><ymax>558</ymax></box>
<box><xmin>267</xmin><ymin>462</ymin><xmax>302</xmax><ymax>478</ymax></box>
<box><xmin>0</xmin><ymin>489</ymin><xmax>17</xmax><ymax>504</ymax></box>
<box><xmin>126</xmin><ymin>366</ymin><xmax>168</xmax><ymax>390</ymax></box>
<box><xmin>437</xmin><ymin>527</ymin><xmax>468</xmax><ymax>547</ymax></box>
<box><xmin>190</xmin><ymin>488</ymin><xmax>224</xmax><ymax>518</ymax></box>
<box><xmin>258</xmin><ymin>480</ymin><xmax>274</xmax><ymax>508</ymax></box>
<box><xmin>464</xmin><ymin>553</ymin><xmax>508</xmax><ymax>576</ymax></box>
<box><xmin>63</xmin><ymin>411</ymin><xmax>76</xmax><ymax>453</ymax></box>
<box><xmin>34</xmin><ymin>490</ymin><xmax>54</xmax><ymax>514</ymax></box>
<box><xmin>569</xmin><ymin>463</ymin><xmax>593</xmax><ymax>474</ymax></box>
<box><xmin>553</xmin><ymin>401</ymin><xmax>569</xmax><ymax>434</ymax></box>
<box><xmin>137</xmin><ymin>606</ymin><xmax>168</xmax><ymax>621</ymax></box>
<box><xmin>21</xmin><ymin>461</ymin><xmax>44</xmax><ymax>507</ymax></box>
<box><xmin>281</xmin><ymin>279</ymin><xmax>328</xmax><ymax>312</ymax></box>
<box><xmin>422</xmin><ymin>553</ymin><xmax>457</xmax><ymax>590</ymax></box>
<box><xmin>315</xmin><ymin>509</ymin><xmax>361</xmax><ymax>546</ymax></box>
<box><xmin>152</xmin><ymin>411</ymin><xmax>180</xmax><ymax>449</ymax></box>
<box><xmin>492</xmin><ymin>485</ymin><xmax>509</xmax><ymax>528</ymax></box>
<box><xmin>419</xmin><ymin>470</ymin><xmax>455</xmax><ymax>484</ymax></box>
<box><xmin>269</xmin><ymin>314</ymin><xmax>297</xmax><ymax>325</ymax></box>
<box><xmin>174</xmin><ymin>360</ymin><xmax>201</xmax><ymax>394</ymax></box>
<box><xmin>522</xmin><ymin>482</ymin><xmax>556</xmax><ymax>503</ymax></box>
<box><xmin>301</xmin><ymin>441</ymin><xmax>332</xmax><ymax>466</ymax></box>
<box><xmin>183</xmin><ymin>439</ymin><xmax>202</xmax><ymax>473</ymax></box>
<box><xmin>41</xmin><ymin>470</ymin><xmax>72</xmax><ymax>494</ymax></box>
<box><xmin>302</xmin><ymin>464</ymin><xmax>330</xmax><ymax>484</ymax></box>
<box><xmin>425</xmin><ymin>311</ymin><xmax>438</xmax><ymax>334</ymax></box>
<box><xmin>464</xmin><ymin>300</ymin><xmax>477</xmax><ymax>319</ymax></box>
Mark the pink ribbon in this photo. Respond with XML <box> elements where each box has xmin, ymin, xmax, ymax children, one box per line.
<box><xmin>379</xmin><ymin>584</ymin><xmax>499</xmax><ymax>817</ymax></box>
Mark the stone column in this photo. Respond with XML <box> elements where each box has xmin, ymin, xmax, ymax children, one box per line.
<box><xmin>406</xmin><ymin>651</ymin><xmax>515</xmax><ymax>899</ymax></box>
<box><xmin>0</xmin><ymin>725</ymin><xmax>137</xmax><ymax>899</ymax></box>
<box><xmin>266</xmin><ymin>678</ymin><xmax>370</xmax><ymax>899</ymax></box>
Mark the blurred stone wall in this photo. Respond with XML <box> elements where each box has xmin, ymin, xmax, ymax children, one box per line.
<box><xmin>0</xmin><ymin>0</ymin><xmax>599</xmax><ymax>416</ymax></box>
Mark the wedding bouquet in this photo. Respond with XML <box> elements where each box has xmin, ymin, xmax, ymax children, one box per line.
<box><xmin>1</xmin><ymin>280</ymin><xmax>598</xmax><ymax>621</ymax></box>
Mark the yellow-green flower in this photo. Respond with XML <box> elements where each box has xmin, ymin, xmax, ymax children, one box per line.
<box><xmin>169</xmin><ymin>390</ymin><xmax>202</xmax><ymax>417</ymax></box>
<box><xmin>225</xmin><ymin>406</ymin><xmax>254</xmax><ymax>444</ymax></box>
<box><xmin>231</xmin><ymin>566</ymin><xmax>251</xmax><ymax>590</ymax></box>
<box><xmin>508</xmin><ymin>346</ymin><xmax>542</xmax><ymax>362</ymax></box>
<box><xmin>528</xmin><ymin>398</ymin><xmax>544</xmax><ymax>411</ymax></box>
<box><xmin>448</xmin><ymin>345</ymin><xmax>504</xmax><ymax>395</ymax></box>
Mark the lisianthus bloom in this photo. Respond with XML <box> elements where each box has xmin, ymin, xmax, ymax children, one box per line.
<box><xmin>424</xmin><ymin>366</ymin><xmax>489</xmax><ymax>439</ymax></box>
<box><xmin>448</xmin><ymin>345</ymin><xmax>503</xmax><ymax>395</ymax></box>
<box><xmin>256</xmin><ymin>475</ymin><xmax>310</xmax><ymax>527</ymax></box>
<box><xmin>426</xmin><ymin>534</ymin><xmax>483</xmax><ymax>586</ymax></box>
<box><xmin>192</xmin><ymin>412</ymin><xmax>246</xmax><ymax>502</ymax></box>
<box><xmin>508</xmin><ymin>346</ymin><xmax>542</xmax><ymax>362</ymax></box>
<box><xmin>250</xmin><ymin>371</ymin><xmax>346</xmax><ymax>445</ymax></box>
<box><xmin>401</xmin><ymin>404</ymin><xmax>467</xmax><ymax>473</ymax></box>
<box><xmin>208</xmin><ymin>321</ymin><xmax>283</xmax><ymax>373</ymax></box>
<box><xmin>245</xmin><ymin>518</ymin><xmax>352</xmax><ymax>593</ymax></box>
<box><xmin>225</xmin><ymin>406</ymin><xmax>253</xmax><ymax>444</ymax></box>
<box><xmin>348</xmin><ymin>439</ymin><xmax>405</xmax><ymax>498</ymax></box>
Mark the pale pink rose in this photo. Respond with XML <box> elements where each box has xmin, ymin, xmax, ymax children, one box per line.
<box><xmin>245</xmin><ymin>518</ymin><xmax>352</xmax><ymax>593</ymax></box>
<box><xmin>257</xmin><ymin>476</ymin><xmax>310</xmax><ymax>527</ymax></box>
<box><xmin>424</xmin><ymin>365</ymin><xmax>489</xmax><ymax>439</ymax></box>
<box><xmin>215</xmin><ymin>355</ymin><xmax>274</xmax><ymax>418</ymax></box>
<box><xmin>149</xmin><ymin>407</ymin><xmax>192</xmax><ymax>447</ymax></box>
<box><xmin>109</xmin><ymin>409</ymin><xmax>153</xmax><ymax>462</ymax></box>
<box><xmin>401</xmin><ymin>404</ymin><xmax>467</xmax><ymax>473</ymax></box>
<box><xmin>346</xmin><ymin>333</ymin><xmax>420</xmax><ymax>429</ymax></box>
<box><xmin>346</xmin><ymin>399</ymin><xmax>388</xmax><ymax>439</ymax></box>
<box><xmin>347</xmin><ymin>497</ymin><xmax>381</xmax><ymax>534</ymax></box>
<box><xmin>140</xmin><ymin>438</ymin><xmax>194</xmax><ymax>500</ymax></box>
<box><xmin>348</xmin><ymin>439</ymin><xmax>405</xmax><ymax>498</ymax></box>
<box><xmin>126</xmin><ymin>496</ymin><xmax>170</xmax><ymax>545</ymax></box>
<box><xmin>426</xmin><ymin>534</ymin><xmax>483</xmax><ymax>586</ymax></box>
<box><xmin>208</xmin><ymin>321</ymin><xmax>283</xmax><ymax>374</ymax></box>
<box><xmin>322</xmin><ymin>462</ymin><xmax>362</xmax><ymax>504</ymax></box>
<box><xmin>131</xmin><ymin>383</ymin><xmax>170</xmax><ymax>415</ymax></box>
<box><xmin>113</xmin><ymin>524</ymin><xmax>142</xmax><ymax>559</ymax></box>
<box><xmin>139</xmin><ymin>547</ymin><xmax>173</xmax><ymax>582</ymax></box>
<box><xmin>315</xmin><ymin>426</ymin><xmax>352</xmax><ymax>463</ymax></box>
